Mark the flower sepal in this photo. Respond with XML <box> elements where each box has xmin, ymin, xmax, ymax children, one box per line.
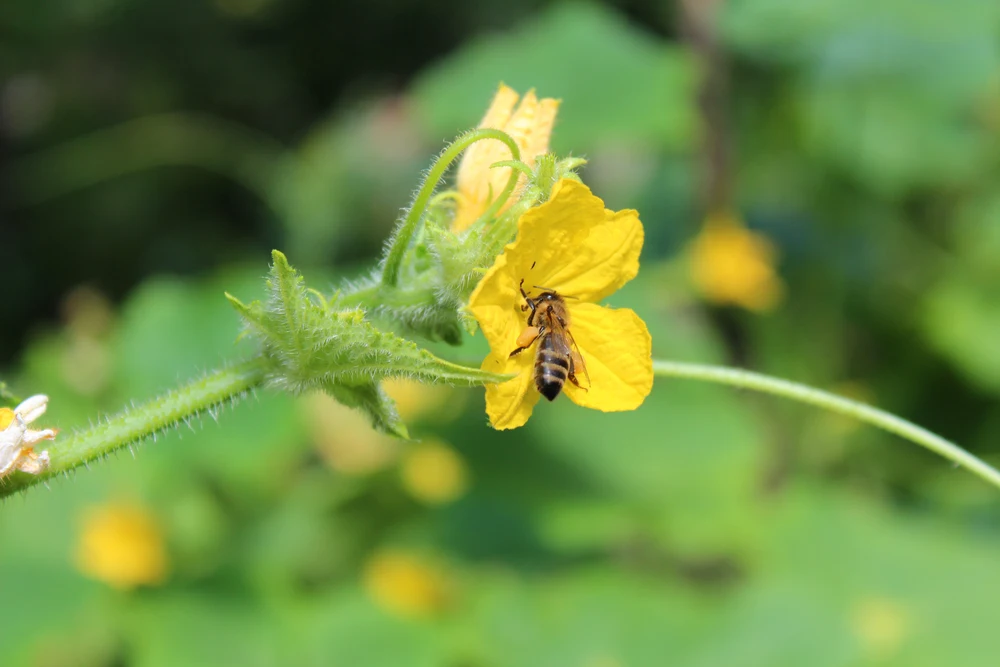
<box><xmin>227</xmin><ymin>250</ymin><xmax>510</xmax><ymax>435</ymax></box>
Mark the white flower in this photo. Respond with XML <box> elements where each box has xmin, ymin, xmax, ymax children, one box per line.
<box><xmin>0</xmin><ymin>394</ymin><xmax>56</xmax><ymax>479</ymax></box>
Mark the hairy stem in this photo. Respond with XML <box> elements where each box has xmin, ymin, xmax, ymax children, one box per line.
<box><xmin>381</xmin><ymin>128</ymin><xmax>520</xmax><ymax>287</ymax></box>
<box><xmin>653</xmin><ymin>360</ymin><xmax>1000</xmax><ymax>490</ymax></box>
<box><xmin>1</xmin><ymin>358</ymin><xmax>268</xmax><ymax>498</ymax></box>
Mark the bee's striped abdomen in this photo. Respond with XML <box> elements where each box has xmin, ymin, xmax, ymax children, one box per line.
<box><xmin>535</xmin><ymin>336</ymin><xmax>570</xmax><ymax>401</ymax></box>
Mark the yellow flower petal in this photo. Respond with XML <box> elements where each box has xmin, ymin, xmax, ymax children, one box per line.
<box><xmin>470</xmin><ymin>248</ymin><xmax>540</xmax><ymax>430</ymax></box>
<box><xmin>454</xmin><ymin>84</ymin><xmax>560</xmax><ymax>232</ymax></box>
<box><xmin>484</xmin><ymin>362</ymin><xmax>540</xmax><ymax>430</ymax></box>
<box><xmin>477</xmin><ymin>83</ymin><xmax>520</xmax><ymax>135</ymax></box>
<box><xmin>504</xmin><ymin>180</ymin><xmax>643</xmax><ymax>302</ymax></box>
<box><xmin>562</xmin><ymin>303</ymin><xmax>652</xmax><ymax>411</ymax></box>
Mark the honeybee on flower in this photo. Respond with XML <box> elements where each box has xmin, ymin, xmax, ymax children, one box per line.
<box><xmin>468</xmin><ymin>179</ymin><xmax>653</xmax><ymax>429</ymax></box>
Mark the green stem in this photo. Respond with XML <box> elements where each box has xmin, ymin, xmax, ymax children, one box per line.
<box><xmin>475</xmin><ymin>158</ymin><xmax>530</xmax><ymax>225</ymax></box>
<box><xmin>653</xmin><ymin>360</ymin><xmax>1000</xmax><ymax>490</ymax></box>
<box><xmin>1</xmin><ymin>358</ymin><xmax>269</xmax><ymax>498</ymax></box>
<box><xmin>381</xmin><ymin>128</ymin><xmax>521</xmax><ymax>287</ymax></box>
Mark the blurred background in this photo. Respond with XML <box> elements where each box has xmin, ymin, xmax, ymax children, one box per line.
<box><xmin>4</xmin><ymin>0</ymin><xmax>1000</xmax><ymax>664</ymax></box>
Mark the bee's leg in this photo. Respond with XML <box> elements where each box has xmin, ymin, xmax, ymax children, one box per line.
<box><xmin>519</xmin><ymin>279</ymin><xmax>538</xmax><ymax>323</ymax></box>
<box><xmin>509</xmin><ymin>325</ymin><xmax>543</xmax><ymax>358</ymax></box>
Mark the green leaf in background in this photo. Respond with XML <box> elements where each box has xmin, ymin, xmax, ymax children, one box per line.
<box><xmin>724</xmin><ymin>0</ymin><xmax>1000</xmax><ymax>196</ymax></box>
<box><xmin>412</xmin><ymin>2</ymin><xmax>697</xmax><ymax>154</ymax></box>
<box><xmin>467</xmin><ymin>569</ymin><xmax>713</xmax><ymax>667</ymax></box>
<box><xmin>725</xmin><ymin>485</ymin><xmax>1000</xmax><ymax>667</ymax></box>
<box><xmin>125</xmin><ymin>592</ymin><xmax>284</xmax><ymax>667</ymax></box>
<box><xmin>295</xmin><ymin>589</ymin><xmax>446</xmax><ymax>667</ymax></box>
<box><xmin>922</xmin><ymin>274</ymin><xmax>1000</xmax><ymax>393</ymax></box>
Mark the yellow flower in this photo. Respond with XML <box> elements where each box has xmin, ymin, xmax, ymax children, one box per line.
<box><xmin>401</xmin><ymin>440</ymin><xmax>469</xmax><ymax>505</ymax></box>
<box><xmin>688</xmin><ymin>211</ymin><xmax>784</xmax><ymax>312</ymax></box>
<box><xmin>453</xmin><ymin>84</ymin><xmax>560</xmax><ymax>233</ymax></box>
<box><xmin>0</xmin><ymin>394</ymin><xmax>56</xmax><ymax>479</ymax></box>
<box><xmin>363</xmin><ymin>550</ymin><xmax>452</xmax><ymax>618</ymax></box>
<box><xmin>850</xmin><ymin>596</ymin><xmax>911</xmax><ymax>660</ymax></box>
<box><xmin>306</xmin><ymin>392</ymin><xmax>399</xmax><ymax>474</ymax></box>
<box><xmin>382</xmin><ymin>378</ymin><xmax>461</xmax><ymax>423</ymax></box>
<box><xmin>468</xmin><ymin>179</ymin><xmax>653</xmax><ymax>430</ymax></box>
<box><xmin>75</xmin><ymin>503</ymin><xmax>168</xmax><ymax>589</ymax></box>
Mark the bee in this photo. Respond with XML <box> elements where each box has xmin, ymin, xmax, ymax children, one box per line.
<box><xmin>508</xmin><ymin>278</ymin><xmax>590</xmax><ymax>401</ymax></box>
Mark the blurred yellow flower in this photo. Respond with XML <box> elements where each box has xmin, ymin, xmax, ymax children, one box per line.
<box><xmin>468</xmin><ymin>179</ymin><xmax>652</xmax><ymax>429</ymax></box>
<box><xmin>850</xmin><ymin>596</ymin><xmax>911</xmax><ymax>659</ymax></box>
<box><xmin>401</xmin><ymin>440</ymin><xmax>469</xmax><ymax>505</ymax></box>
<box><xmin>453</xmin><ymin>84</ymin><xmax>560</xmax><ymax>232</ymax></box>
<box><xmin>382</xmin><ymin>378</ymin><xmax>461</xmax><ymax>423</ymax></box>
<box><xmin>688</xmin><ymin>211</ymin><xmax>784</xmax><ymax>312</ymax></box>
<box><xmin>0</xmin><ymin>394</ymin><xmax>56</xmax><ymax>479</ymax></box>
<box><xmin>306</xmin><ymin>392</ymin><xmax>399</xmax><ymax>474</ymax></box>
<box><xmin>363</xmin><ymin>550</ymin><xmax>452</xmax><ymax>618</ymax></box>
<box><xmin>75</xmin><ymin>503</ymin><xmax>168</xmax><ymax>590</ymax></box>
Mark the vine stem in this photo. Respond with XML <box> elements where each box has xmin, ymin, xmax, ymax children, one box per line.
<box><xmin>653</xmin><ymin>359</ymin><xmax>1000</xmax><ymax>490</ymax></box>
<box><xmin>1</xmin><ymin>359</ymin><xmax>269</xmax><ymax>498</ymax></box>
<box><xmin>381</xmin><ymin>128</ymin><xmax>520</xmax><ymax>287</ymax></box>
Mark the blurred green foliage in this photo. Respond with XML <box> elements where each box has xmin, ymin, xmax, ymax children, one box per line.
<box><xmin>4</xmin><ymin>0</ymin><xmax>1000</xmax><ymax>665</ymax></box>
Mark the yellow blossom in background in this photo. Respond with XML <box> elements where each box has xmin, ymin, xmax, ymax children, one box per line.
<box><xmin>382</xmin><ymin>378</ymin><xmax>462</xmax><ymax>423</ymax></box>
<box><xmin>453</xmin><ymin>84</ymin><xmax>560</xmax><ymax>232</ymax></box>
<box><xmin>306</xmin><ymin>392</ymin><xmax>399</xmax><ymax>474</ymax></box>
<box><xmin>401</xmin><ymin>440</ymin><xmax>469</xmax><ymax>505</ymax></box>
<box><xmin>363</xmin><ymin>550</ymin><xmax>452</xmax><ymax>618</ymax></box>
<box><xmin>75</xmin><ymin>503</ymin><xmax>168</xmax><ymax>589</ymax></box>
<box><xmin>468</xmin><ymin>179</ymin><xmax>653</xmax><ymax>429</ymax></box>
<box><xmin>850</xmin><ymin>596</ymin><xmax>911</xmax><ymax>660</ymax></box>
<box><xmin>0</xmin><ymin>394</ymin><xmax>56</xmax><ymax>479</ymax></box>
<box><xmin>688</xmin><ymin>211</ymin><xmax>785</xmax><ymax>312</ymax></box>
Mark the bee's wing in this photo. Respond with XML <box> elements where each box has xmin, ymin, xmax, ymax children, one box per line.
<box><xmin>556</xmin><ymin>319</ymin><xmax>590</xmax><ymax>387</ymax></box>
